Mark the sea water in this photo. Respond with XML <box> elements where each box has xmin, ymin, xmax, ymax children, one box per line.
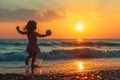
<box><xmin>0</xmin><ymin>39</ymin><xmax>120</xmax><ymax>74</ymax></box>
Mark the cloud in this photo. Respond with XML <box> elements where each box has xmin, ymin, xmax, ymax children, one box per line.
<box><xmin>90</xmin><ymin>11</ymin><xmax>101</xmax><ymax>16</ymax></box>
<box><xmin>0</xmin><ymin>8</ymin><xmax>67</xmax><ymax>22</ymax></box>
<box><xmin>39</xmin><ymin>9</ymin><xmax>66</xmax><ymax>22</ymax></box>
<box><xmin>89</xmin><ymin>11</ymin><xmax>103</xmax><ymax>21</ymax></box>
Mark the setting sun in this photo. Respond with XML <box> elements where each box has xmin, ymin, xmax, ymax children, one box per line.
<box><xmin>76</xmin><ymin>24</ymin><xmax>84</xmax><ymax>31</ymax></box>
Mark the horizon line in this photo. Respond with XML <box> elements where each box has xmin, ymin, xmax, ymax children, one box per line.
<box><xmin>0</xmin><ymin>38</ymin><xmax>120</xmax><ymax>40</ymax></box>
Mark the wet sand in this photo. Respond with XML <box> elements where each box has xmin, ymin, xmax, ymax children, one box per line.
<box><xmin>0</xmin><ymin>70</ymin><xmax>120</xmax><ymax>80</ymax></box>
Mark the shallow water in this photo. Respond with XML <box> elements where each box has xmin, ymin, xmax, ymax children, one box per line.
<box><xmin>0</xmin><ymin>39</ymin><xmax>120</xmax><ymax>61</ymax></box>
<box><xmin>0</xmin><ymin>58</ymin><xmax>120</xmax><ymax>74</ymax></box>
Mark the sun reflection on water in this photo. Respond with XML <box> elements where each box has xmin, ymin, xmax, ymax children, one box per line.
<box><xmin>23</xmin><ymin>58</ymin><xmax>120</xmax><ymax>75</ymax></box>
<box><xmin>77</xmin><ymin>61</ymin><xmax>84</xmax><ymax>72</ymax></box>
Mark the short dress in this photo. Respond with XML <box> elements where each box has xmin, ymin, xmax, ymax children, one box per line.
<box><xmin>26</xmin><ymin>32</ymin><xmax>40</xmax><ymax>55</ymax></box>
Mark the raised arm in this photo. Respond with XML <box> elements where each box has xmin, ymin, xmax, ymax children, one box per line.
<box><xmin>16</xmin><ymin>26</ymin><xmax>27</xmax><ymax>35</ymax></box>
<box><xmin>36</xmin><ymin>32</ymin><xmax>49</xmax><ymax>37</ymax></box>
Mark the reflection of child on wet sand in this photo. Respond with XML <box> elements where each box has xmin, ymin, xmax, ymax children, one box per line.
<box><xmin>16</xmin><ymin>20</ymin><xmax>51</xmax><ymax>67</ymax></box>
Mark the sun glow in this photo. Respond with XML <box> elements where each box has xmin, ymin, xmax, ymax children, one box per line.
<box><xmin>76</xmin><ymin>24</ymin><xmax>84</xmax><ymax>31</ymax></box>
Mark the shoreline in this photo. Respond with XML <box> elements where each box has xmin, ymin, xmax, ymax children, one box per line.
<box><xmin>0</xmin><ymin>69</ymin><xmax>120</xmax><ymax>80</ymax></box>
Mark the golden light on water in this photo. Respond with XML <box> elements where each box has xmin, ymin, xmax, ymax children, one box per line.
<box><xmin>76</xmin><ymin>39</ymin><xmax>83</xmax><ymax>42</ymax></box>
<box><xmin>77</xmin><ymin>61</ymin><xmax>84</xmax><ymax>71</ymax></box>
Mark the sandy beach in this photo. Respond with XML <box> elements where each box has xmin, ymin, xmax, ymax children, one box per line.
<box><xmin>0</xmin><ymin>70</ymin><xmax>120</xmax><ymax>80</ymax></box>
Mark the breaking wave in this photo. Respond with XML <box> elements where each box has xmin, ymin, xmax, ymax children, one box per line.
<box><xmin>0</xmin><ymin>48</ymin><xmax>120</xmax><ymax>61</ymax></box>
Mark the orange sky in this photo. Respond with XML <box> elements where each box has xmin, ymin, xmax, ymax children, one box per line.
<box><xmin>0</xmin><ymin>0</ymin><xmax>120</xmax><ymax>39</ymax></box>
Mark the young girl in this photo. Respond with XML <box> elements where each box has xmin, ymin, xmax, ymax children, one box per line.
<box><xmin>16</xmin><ymin>20</ymin><xmax>51</xmax><ymax>67</ymax></box>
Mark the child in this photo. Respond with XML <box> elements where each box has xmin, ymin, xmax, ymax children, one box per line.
<box><xmin>16</xmin><ymin>20</ymin><xmax>51</xmax><ymax>67</ymax></box>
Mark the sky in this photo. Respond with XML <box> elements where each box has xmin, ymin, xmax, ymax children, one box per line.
<box><xmin>0</xmin><ymin>0</ymin><xmax>120</xmax><ymax>39</ymax></box>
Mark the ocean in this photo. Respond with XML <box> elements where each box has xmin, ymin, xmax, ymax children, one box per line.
<box><xmin>0</xmin><ymin>39</ymin><xmax>120</xmax><ymax>74</ymax></box>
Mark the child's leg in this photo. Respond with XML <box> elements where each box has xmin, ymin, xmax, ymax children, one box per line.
<box><xmin>25</xmin><ymin>55</ymin><xmax>32</xmax><ymax>65</ymax></box>
<box><xmin>31</xmin><ymin>54</ymin><xmax>36</xmax><ymax>66</ymax></box>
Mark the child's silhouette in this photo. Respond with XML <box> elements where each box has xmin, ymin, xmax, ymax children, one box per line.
<box><xmin>16</xmin><ymin>20</ymin><xmax>51</xmax><ymax>67</ymax></box>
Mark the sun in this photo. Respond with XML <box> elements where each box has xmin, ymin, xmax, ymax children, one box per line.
<box><xmin>76</xmin><ymin>24</ymin><xmax>84</xmax><ymax>31</ymax></box>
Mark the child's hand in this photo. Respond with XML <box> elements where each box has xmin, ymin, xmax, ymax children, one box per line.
<box><xmin>16</xmin><ymin>26</ymin><xmax>19</xmax><ymax>30</ymax></box>
<box><xmin>47</xmin><ymin>34</ymin><xmax>51</xmax><ymax>36</ymax></box>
